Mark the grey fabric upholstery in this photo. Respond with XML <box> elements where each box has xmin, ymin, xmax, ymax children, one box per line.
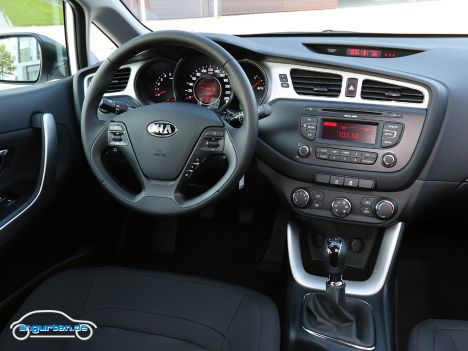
<box><xmin>0</xmin><ymin>267</ymin><xmax>280</xmax><ymax>351</ymax></box>
<box><xmin>408</xmin><ymin>319</ymin><xmax>468</xmax><ymax>351</ymax></box>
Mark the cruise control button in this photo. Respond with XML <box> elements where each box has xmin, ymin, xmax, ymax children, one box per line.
<box><xmin>344</xmin><ymin>178</ymin><xmax>359</xmax><ymax>187</ymax></box>
<box><xmin>204</xmin><ymin>129</ymin><xmax>224</xmax><ymax>137</ymax></box>
<box><xmin>330</xmin><ymin>176</ymin><xmax>344</xmax><ymax>186</ymax></box>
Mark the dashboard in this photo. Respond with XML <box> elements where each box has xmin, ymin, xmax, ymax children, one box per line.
<box><xmin>75</xmin><ymin>33</ymin><xmax>468</xmax><ymax>227</ymax></box>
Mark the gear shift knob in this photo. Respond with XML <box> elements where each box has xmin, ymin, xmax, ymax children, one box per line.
<box><xmin>323</xmin><ymin>237</ymin><xmax>348</xmax><ymax>283</ymax></box>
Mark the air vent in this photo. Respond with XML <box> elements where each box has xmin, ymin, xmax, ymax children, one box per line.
<box><xmin>361</xmin><ymin>79</ymin><xmax>424</xmax><ymax>104</ymax></box>
<box><xmin>290</xmin><ymin>69</ymin><xmax>342</xmax><ymax>97</ymax></box>
<box><xmin>106</xmin><ymin>67</ymin><xmax>131</xmax><ymax>93</ymax></box>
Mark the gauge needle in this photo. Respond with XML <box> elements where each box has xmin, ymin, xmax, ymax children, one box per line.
<box><xmin>156</xmin><ymin>90</ymin><xmax>168</xmax><ymax>96</ymax></box>
<box><xmin>252</xmin><ymin>81</ymin><xmax>262</xmax><ymax>89</ymax></box>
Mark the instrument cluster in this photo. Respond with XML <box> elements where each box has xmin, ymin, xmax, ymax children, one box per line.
<box><xmin>135</xmin><ymin>54</ymin><xmax>268</xmax><ymax>112</ymax></box>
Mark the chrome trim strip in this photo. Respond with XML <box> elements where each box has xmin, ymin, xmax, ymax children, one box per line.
<box><xmin>264</xmin><ymin>61</ymin><xmax>429</xmax><ymax>109</ymax></box>
<box><xmin>287</xmin><ymin>221</ymin><xmax>404</xmax><ymax>296</ymax></box>
<box><xmin>0</xmin><ymin>113</ymin><xmax>56</xmax><ymax>232</ymax></box>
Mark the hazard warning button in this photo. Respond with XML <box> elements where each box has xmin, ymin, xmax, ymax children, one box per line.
<box><xmin>345</xmin><ymin>78</ymin><xmax>358</xmax><ymax>97</ymax></box>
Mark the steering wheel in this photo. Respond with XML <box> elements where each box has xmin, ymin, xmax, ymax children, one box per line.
<box><xmin>81</xmin><ymin>31</ymin><xmax>258</xmax><ymax>215</ymax></box>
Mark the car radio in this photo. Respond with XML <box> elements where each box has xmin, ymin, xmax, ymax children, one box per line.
<box><xmin>288</xmin><ymin>104</ymin><xmax>426</xmax><ymax>173</ymax></box>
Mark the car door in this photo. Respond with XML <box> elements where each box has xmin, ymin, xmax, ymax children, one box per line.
<box><xmin>0</xmin><ymin>2</ymin><xmax>78</xmax><ymax>250</ymax></box>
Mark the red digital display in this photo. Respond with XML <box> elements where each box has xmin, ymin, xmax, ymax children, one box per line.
<box><xmin>321</xmin><ymin>120</ymin><xmax>377</xmax><ymax>145</ymax></box>
<box><xmin>347</xmin><ymin>48</ymin><xmax>382</xmax><ymax>58</ymax></box>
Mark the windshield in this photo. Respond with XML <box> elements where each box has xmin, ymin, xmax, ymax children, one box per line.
<box><xmin>121</xmin><ymin>0</ymin><xmax>467</xmax><ymax>35</ymax></box>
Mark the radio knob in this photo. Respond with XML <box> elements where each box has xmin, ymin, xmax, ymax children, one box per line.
<box><xmin>374</xmin><ymin>199</ymin><xmax>397</xmax><ymax>219</ymax></box>
<box><xmin>292</xmin><ymin>188</ymin><xmax>310</xmax><ymax>209</ymax></box>
<box><xmin>331</xmin><ymin>197</ymin><xmax>352</xmax><ymax>218</ymax></box>
<box><xmin>297</xmin><ymin>145</ymin><xmax>311</xmax><ymax>158</ymax></box>
<box><xmin>382</xmin><ymin>153</ymin><xmax>397</xmax><ymax>168</ymax></box>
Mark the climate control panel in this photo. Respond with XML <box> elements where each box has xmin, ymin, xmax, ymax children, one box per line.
<box><xmin>291</xmin><ymin>187</ymin><xmax>397</xmax><ymax>222</ymax></box>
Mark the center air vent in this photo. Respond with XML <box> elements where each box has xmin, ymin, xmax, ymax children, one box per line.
<box><xmin>290</xmin><ymin>69</ymin><xmax>342</xmax><ymax>97</ymax></box>
<box><xmin>105</xmin><ymin>67</ymin><xmax>131</xmax><ymax>93</ymax></box>
<box><xmin>361</xmin><ymin>79</ymin><xmax>424</xmax><ymax>104</ymax></box>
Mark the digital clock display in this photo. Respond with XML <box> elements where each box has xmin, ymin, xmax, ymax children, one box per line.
<box><xmin>321</xmin><ymin>120</ymin><xmax>377</xmax><ymax>145</ymax></box>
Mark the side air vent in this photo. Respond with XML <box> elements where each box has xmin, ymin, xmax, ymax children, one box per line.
<box><xmin>105</xmin><ymin>67</ymin><xmax>131</xmax><ymax>93</ymax></box>
<box><xmin>361</xmin><ymin>79</ymin><xmax>424</xmax><ymax>103</ymax></box>
<box><xmin>290</xmin><ymin>69</ymin><xmax>342</xmax><ymax>97</ymax></box>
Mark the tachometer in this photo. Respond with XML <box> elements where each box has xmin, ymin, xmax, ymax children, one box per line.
<box><xmin>241</xmin><ymin>60</ymin><xmax>268</xmax><ymax>104</ymax></box>
<box><xmin>136</xmin><ymin>60</ymin><xmax>176</xmax><ymax>104</ymax></box>
<box><xmin>179</xmin><ymin>62</ymin><xmax>232</xmax><ymax>110</ymax></box>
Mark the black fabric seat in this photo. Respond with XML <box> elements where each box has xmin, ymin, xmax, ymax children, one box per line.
<box><xmin>0</xmin><ymin>267</ymin><xmax>280</xmax><ymax>351</ymax></box>
<box><xmin>408</xmin><ymin>319</ymin><xmax>468</xmax><ymax>351</ymax></box>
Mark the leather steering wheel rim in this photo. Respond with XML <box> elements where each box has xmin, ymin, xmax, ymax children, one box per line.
<box><xmin>81</xmin><ymin>30</ymin><xmax>258</xmax><ymax>215</ymax></box>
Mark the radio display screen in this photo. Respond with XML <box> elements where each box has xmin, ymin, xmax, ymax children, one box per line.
<box><xmin>321</xmin><ymin>120</ymin><xmax>377</xmax><ymax>145</ymax></box>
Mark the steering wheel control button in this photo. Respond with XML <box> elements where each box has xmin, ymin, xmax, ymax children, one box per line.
<box><xmin>199</xmin><ymin>128</ymin><xmax>224</xmax><ymax>152</ymax></box>
<box><xmin>382</xmin><ymin>153</ymin><xmax>397</xmax><ymax>168</ymax></box>
<box><xmin>374</xmin><ymin>199</ymin><xmax>397</xmax><ymax>219</ymax></box>
<box><xmin>297</xmin><ymin>145</ymin><xmax>311</xmax><ymax>158</ymax></box>
<box><xmin>330</xmin><ymin>175</ymin><xmax>344</xmax><ymax>186</ymax></box>
<box><xmin>292</xmin><ymin>188</ymin><xmax>311</xmax><ymax>209</ymax></box>
<box><xmin>381</xmin><ymin>122</ymin><xmax>404</xmax><ymax>148</ymax></box>
<box><xmin>331</xmin><ymin>197</ymin><xmax>352</xmax><ymax>218</ymax></box>
<box><xmin>108</xmin><ymin>123</ymin><xmax>129</xmax><ymax>146</ymax></box>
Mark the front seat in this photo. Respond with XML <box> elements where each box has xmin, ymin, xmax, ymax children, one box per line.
<box><xmin>0</xmin><ymin>267</ymin><xmax>280</xmax><ymax>351</ymax></box>
<box><xmin>408</xmin><ymin>319</ymin><xmax>468</xmax><ymax>351</ymax></box>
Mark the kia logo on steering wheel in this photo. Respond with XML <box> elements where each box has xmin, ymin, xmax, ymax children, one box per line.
<box><xmin>147</xmin><ymin>121</ymin><xmax>178</xmax><ymax>137</ymax></box>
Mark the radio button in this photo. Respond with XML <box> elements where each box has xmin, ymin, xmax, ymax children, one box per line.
<box><xmin>302</xmin><ymin>130</ymin><xmax>316</xmax><ymax>140</ymax></box>
<box><xmin>361</xmin><ymin>158</ymin><xmax>377</xmax><ymax>165</ymax></box>
<box><xmin>316</xmin><ymin>153</ymin><xmax>329</xmax><ymax>160</ymax></box>
<box><xmin>382</xmin><ymin>153</ymin><xmax>397</xmax><ymax>168</ymax></box>
<box><xmin>305</xmin><ymin>123</ymin><xmax>317</xmax><ymax>131</ymax></box>
<box><xmin>301</xmin><ymin>116</ymin><xmax>318</xmax><ymax>125</ymax></box>
<box><xmin>298</xmin><ymin>145</ymin><xmax>311</xmax><ymax>158</ymax></box>
<box><xmin>329</xmin><ymin>148</ymin><xmax>341</xmax><ymax>155</ymax></box>
<box><xmin>329</xmin><ymin>155</ymin><xmax>340</xmax><ymax>161</ymax></box>
<box><xmin>362</xmin><ymin>152</ymin><xmax>378</xmax><ymax>159</ymax></box>
<box><xmin>382</xmin><ymin>130</ymin><xmax>398</xmax><ymax>138</ymax></box>
<box><xmin>384</xmin><ymin>122</ymin><xmax>404</xmax><ymax>131</ymax></box>
<box><xmin>316</xmin><ymin>147</ymin><xmax>329</xmax><ymax>154</ymax></box>
<box><xmin>350</xmin><ymin>151</ymin><xmax>362</xmax><ymax>158</ymax></box>
<box><xmin>341</xmin><ymin>149</ymin><xmax>352</xmax><ymax>156</ymax></box>
<box><xmin>340</xmin><ymin>156</ymin><xmax>351</xmax><ymax>162</ymax></box>
<box><xmin>351</xmin><ymin>157</ymin><xmax>362</xmax><ymax>164</ymax></box>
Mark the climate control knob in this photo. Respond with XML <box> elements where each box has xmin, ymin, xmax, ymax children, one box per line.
<box><xmin>297</xmin><ymin>145</ymin><xmax>311</xmax><ymax>158</ymax></box>
<box><xmin>331</xmin><ymin>197</ymin><xmax>352</xmax><ymax>218</ymax></box>
<box><xmin>374</xmin><ymin>199</ymin><xmax>396</xmax><ymax>219</ymax></box>
<box><xmin>382</xmin><ymin>153</ymin><xmax>397</xmax><ymax>168</ymax></box>
<box><xmin>291</xmin><ymin>188</ymin><xmax>310</xmax><ymax>209</ymax></box>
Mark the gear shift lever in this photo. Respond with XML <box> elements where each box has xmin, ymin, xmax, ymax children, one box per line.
<box><xmin>323</xmin><ymin>237</ymin><xmax>348</xmax><ymax>307</ymax></box>
<box><xmin>302</xmin><ymin>236</ymin><xmax>374</xmax><ymax>349</ymax></box>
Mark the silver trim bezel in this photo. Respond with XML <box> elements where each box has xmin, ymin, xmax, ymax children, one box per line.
<box><xmin>287</xmin><ymin>221</ymin><xmax>403</xmax><ymax>296</ymax></box>
<box><xmin>263</xmin><ymin>61</ymin><xmax>429</xmax><ymax>109</ymax></box>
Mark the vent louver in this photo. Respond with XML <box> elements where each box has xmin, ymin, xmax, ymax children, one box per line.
<box><xmin>361</xmin><ymin>79</ymin><xmax>424</xmax><ymax>103</ymax></box>
<box><xmin>88</xmin><ymin>67</ymin><xmax>132</xmax><ymax>93</ymax></box>
<box><xmin>290</xmin><ymin>69</ymin><xmax>342</xmax><ymax>97</ymax></box>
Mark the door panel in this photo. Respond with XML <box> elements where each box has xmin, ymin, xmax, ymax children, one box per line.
<box><xmin>0</xmin><ymin>78</ymin><xmax>78</xmax><ymax>250</ymax></box>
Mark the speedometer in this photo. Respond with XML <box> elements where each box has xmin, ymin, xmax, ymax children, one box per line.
<box><xmin>182</xmin><ymin>65</ymin><xmax>232</xmax><ymax>109</ymax></box>
<box><xmin>175</xmin><ymin>55</ymin><xmax>233</xmax><ymax>110</ymax></box>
